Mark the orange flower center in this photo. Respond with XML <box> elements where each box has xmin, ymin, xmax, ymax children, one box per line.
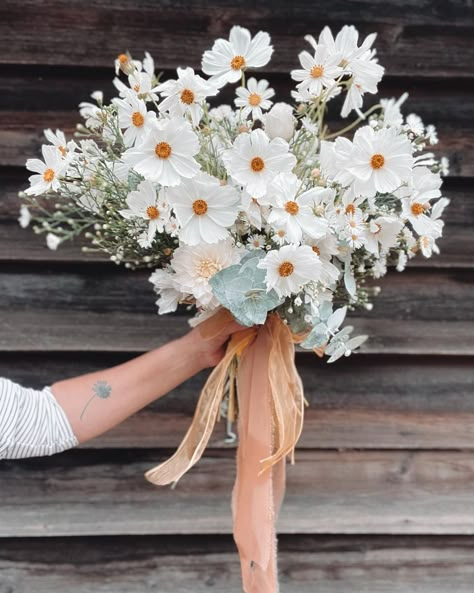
<box><xmin>312</xmin><ymin>246</ymin><xmax>321</xmax><ymax>256</ymax></box>
<box><xmin>132</xmin><ymin>111</ymin><xmax>144</xmax><ymax>127</ymax></box>
<box><xmin>250</xmin><ymin>156</ymin><xmax>265</xmax><ymax>172</ymax></box>
<box><xmin>192</xmin><ymin>199</ymin><xmax>208</xmax><ymax>215</ymax></box>
<box><xmin>180</xmin><ymin>88</ymin><xmax>195</xmax><ymax>105</ymax></box>
<box><xmin>118</xmin><ymin>54</ymin><xmax>128</xmax><ymax>64</ymax></box>
<box><xmin>411</xmin><ymin>202</ymin><xmax>424</xmax><ymax>216</ymax></box>
<box><xmin>284</xmin><ymin>201</ymin><xmax>299</xmax><ymax>215</ymax></box>
<box><xmin>230</xmin><ymin>55</ymin><xmax>246</xmax><ymax>70</ymax></box>
<box><xmin>133</xmin><ymin>83</ymin><xmax>140</xmax><ymax>92</ymax></box>
<box><xmin>345</xmin><ymin>203</ymin><xmax>356</xmax><ymax>216</ymax></box>
<box><xmin>58</xmin><ymin>145</ymin><xmax>67</xmax><ymax>157</ymax></box>
<box><xmin>371</xmin><ymin>154</ymin><xmax>385</xmax><ymax>169</ymax></box>
<box><xmin>155</xmin><ymin>142</ymin><xmax>172</xmax><ymax>159</ymax></box>
<box><xmin>311</xmin><ymin>65</ymin><xmax>324</xmax><ymax>78</ymax></box>
<box><xmin>43</xmin><ymin>168</ymin><xmax>55</xmax><ymax>182</ymax></box>
<box><xmin>146</xmin><ymin>206</ymin><xmax>160</xmax><ymax>220</ymax></box>
<box><xmin>248</xmin><ymin>93</ymin><xmax>261</xmax><ymax>106</ymax></box>
<box><xmin>278</xmin><ymin>261</ymin><xmax>294</xmax><ymax>277</ymax></box>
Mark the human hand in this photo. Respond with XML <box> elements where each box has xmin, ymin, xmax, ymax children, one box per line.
<box><xmin>182</xmin><ymin>310</ymin><xmax>246</xmax><ymax>368</ymax></box>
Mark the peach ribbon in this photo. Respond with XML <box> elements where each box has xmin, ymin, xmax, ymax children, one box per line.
<box><xmin>145</xmin><ymin>311</ymin><xmax>305</xmax><ymax>593</ymax></box>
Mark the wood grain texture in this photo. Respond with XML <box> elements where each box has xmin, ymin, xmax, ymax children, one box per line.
<box><xmin>0</xmin><ymin>1</ymin><xmax>473</xmax><ymax>77</ymax></box>
<box><xmin>2</xmin><ymin>450</ymin><xmax>474</xmax><ymax>537</ymax></box>
<box><xmin>2</xmin><ymin>535</ymin><xmax>474</xmax><ymax>593</ymax></box>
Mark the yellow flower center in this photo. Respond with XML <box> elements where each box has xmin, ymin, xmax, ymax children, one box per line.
<box><xmin>118</xmin><ymin>53</ymin><xmax>129</xmax><ymax>64</ymax></box>
<box><xmin>312</xmin><ymin>246</ymin><xmax>320</xmax><ymax>256</ymax></box>
<box><xmin>284</xmin><ymin>201</ymin><xmax>299</xmax><ymax>215</ymax></box>
<box><xmin>155</xmin><ymin>142</ymin><xmax>172</xmax><ymax>159</ymax></box>
<box><xmin>411</xmin><ymin>202</ymin><xmax>425</xmax><ymax>216</ymax></box>
<box><xmin>248</xmin><ymin>93</ymin><xmax>261</xmax><ymax>106</ymax></box>
<box><xmin>311</xmin><ymin>65</ymin><xmax>324</xmax><ymax>78</ymax></box>
<box><xmin>132</xmin><ymin>111</ymin><xmax>144</xmax><ymax>127</ymax></box>
<box><xmin>230</xmin><ymin>55</ymin><xmax>246</xmax><ymax>70</ymax></box>
<box><xmin>58</xmin><ymin>145</ymin><xmax>67</xmax><ymax>157</ymax></box>
<box><xmin>197</xmin><ymin>258</ymin><xmax>221</xmax><ymax>279</ymax></box>
<box><xmin>278</xmin><ymin>261</ymin><xmax>294</xmax><ymax>277</ymax></box>
<box><xmin>250</xmin><ymin>156</ymin><xmax>265</xmax><ymax>172</ymax></box>
<box><xmin>146</xmin><ymin>205</ymin><xmax>160</xmax><ymax>220</ymax></box>
<box><xmin>277</xmin><ymin>230</ymin><xmax>286</xmax><ymax>238</ymax></box>
<box><xmin>180</xmin><ymin>88</ymin><xmax>195</xmax><ymax>105</ymax></box>
<box><xmin>43</xmin><ymin>168</ymin><xmax>55</xmax><ymax>182</ymax></box>
<box><xmin>371</xmin><ymin>154</ymin><xmax>385</xmax><ymax>169</ymax></box>
<box><xmin>351</xmin><ymin>234</ymin><xmax>359</xmax><ymax>242</ymax></box>
<box><xmin>192</xmin><ymin>199</ymin><xmax>208</xmax><ymax>215</ymax></box>
<box><xmin>345</xmin><ymin>203</ymin><xmax>356</xmax><ymax>216</ymax></box>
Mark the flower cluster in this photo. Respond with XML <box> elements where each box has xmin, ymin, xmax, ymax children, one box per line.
<box><xmin>20</xmin><ymin>25</ymin><xmax>449</xmax><ymax>362</ymax></box>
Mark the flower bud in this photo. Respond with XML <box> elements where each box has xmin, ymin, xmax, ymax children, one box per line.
<box><xmin>263</xmin><ymin>102</ymin><xmax>295</xmax><ymax>142</ymax></box>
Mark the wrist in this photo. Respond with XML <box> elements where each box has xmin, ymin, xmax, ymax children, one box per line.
<box><xmin>176</xmin><ymin>331</ymin><xmax>208</xmax><ymax>372</ymax></box>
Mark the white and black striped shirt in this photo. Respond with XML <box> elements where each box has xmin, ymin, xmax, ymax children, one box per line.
<box><xmin>0</xmin><ymin>378</ymin><xmax>78</xmax><ymax>459</ymax></box>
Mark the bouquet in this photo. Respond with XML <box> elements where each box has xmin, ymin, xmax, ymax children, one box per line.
<box><xmin>20</xmin><ymin>24</ymin><xmax>449</xmax><ymax>593</ymax></box>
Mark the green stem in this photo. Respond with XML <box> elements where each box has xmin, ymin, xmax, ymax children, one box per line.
<box><xmin>324</xmin><ymin>104</ymin><xmax>382</xmax><ymax>140</ymax></box>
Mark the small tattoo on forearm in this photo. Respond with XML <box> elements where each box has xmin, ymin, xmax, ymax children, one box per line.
<box><xmin>80</xmin><ymin>380</ymin><xmax>112</xmax><ymax>421</ymax></box>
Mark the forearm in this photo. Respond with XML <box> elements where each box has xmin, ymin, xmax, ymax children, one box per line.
<box><xmin>51</xmin><ymin>332</ymin><xmax>206</xmax><ymax>444</ymax></box>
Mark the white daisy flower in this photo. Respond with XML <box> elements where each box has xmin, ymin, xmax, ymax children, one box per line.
<box><xmin>44</xmin><ymin>128</ymin><xmax>77</xmax><ymax>161</ymax></box>
<box><xmin>291</xmin><ymin>45</ymin><xmax>343</xmax><ymax>97</ymax></box>
<box><xmin>265</xmin><ymin>173</ymin><xmax>328</xmax><ymax>243</ymax></box>
<box><xmin>123</xmin><ymin>117</ymin><xmax>200</xmax><ymax>186</ymax></box>
<box><xmin>156</xmin><ymin>67</ymin><xmax>218</xmax><ymax>126</ymax></box>
<box><xmin>304</xmin><ymin>235</ymin><xmax>341</xmax><ymax>285</ymax></box>
<box><xmin>234</xmin><ymin>77</ymin><xmax>274</xmax><ymax>120</ymax></box>
<box><xmin>114</xmin><ymin>70</ymin><xmax>158</xmax><ymax>102</ymax></box>
<box><xmin>149</xmin><ymin>268</ymin><xmax>184</xmax><ymax>315</ymax></box>
<box><xmin>223</xmin><ymin>128</ymin><xmax>296</xmax><ymax>198</ymax></box>
<box><xmin>25</xmin><ymin>145</ymin><xmax>65</xmax><ymax>195</ymax></box>
<box><xmin>380</xmin><ymin>93</ymin><xmax>409</xmax><ymax>128</ymax></box>
<box><xmin>202</xmin><ymin>25</ymin><xmax>273</xmax><ymax>88</ymax></box>
<box><xmin>405</xmin><ymin>113</ymin><xmax>425</xmax><ymax>136</ymax></box>
<box><xmin>346</xmin><ymin>126</ymin><xmax>414</xmax><ymax>197</ymax></box>
<box><xmin>247</xmin><ymin>233</ymin><xmax>266</xmax><ymax>249</ymax></box>
<box><xmin>271</xmin><ymin>227</ymin><xmax>289</xmax><ymax>246</ymax></box>
<box><xmin>307</xmin><ymin>25</ymin><xmax>378</xmax><ymax>68</ymax></box>
<box><xmin>171</xmin><ymin>239</ymin><xmax>242</xmax><ymax>309</ymax></box>
<box><xmin>240</xmin><ymin>190</ymin><xmax>268</xmax><ymax>229</ymax></box>
<box><xmin>113</xmin><ymin>90</ymin><xmax>156</xmax><ymax>147</ymax></box>
<box><xmin>167</xmin><ymin>173</ymin><xmax>240</xmax><ymax>245</ymax></box>
<box><xmin>365</xmin><ymin>216</ymin><xmax>404</xmax><ymax>255</ymax></box>
<box><xmin>119</xmin><ymin>180</ymin><xmax>170</xmax><ymax>246</ymax></box>
<box><xmin>79</xmin><ymin>93</ymin><xmax>104</xmax><ymax>130</ymax></box>
<box><xmin>418</xmin><ymin>234</ymin><xmax>440</xmax><ymax>258</ymax></box>
<box><xmin>258</xmin><ymin>244</ymin><xmax>323</xmax><ymax>297</ymax></box>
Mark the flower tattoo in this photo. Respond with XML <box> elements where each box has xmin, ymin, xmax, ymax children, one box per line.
<box><xmin>80</xmin><ymin>380</ymin><xmax>112</xmax><ymax>420</ymax></box>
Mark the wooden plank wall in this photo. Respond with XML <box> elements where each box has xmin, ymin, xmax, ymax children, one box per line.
<box><xmin>0</xmin><ymin>1</ymin><xmax>473</xmax><ymax>591</ymax></box>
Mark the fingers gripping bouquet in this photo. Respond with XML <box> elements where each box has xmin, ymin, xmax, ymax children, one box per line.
<box><xmin>20</xmin><ymin>25</ymin><xmax>449</xmax><ymax>593</ymax></box>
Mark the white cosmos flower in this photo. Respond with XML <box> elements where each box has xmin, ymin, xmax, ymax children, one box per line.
<box><xmin>25</xmin><ymin>145</ymin><xmax>65</xmax><ymax>195</ymax></box>
<box><xmin>171</xmin><ymin>239</ymin><xmax>242</xmax><ymax>309</ymax></box>
<box><xmin>114</xmin><ymin>70</ymin><xmax>159</xmax><ymax>102</ymax></box>
<box><xmin>119</xmin><ymin>180</ymin><xmax>170</xmax><ymax>246</ymax></box>
<box><xmin>156</xmin><ymin>67</ymin><xmax>218</xmax><ymax>126</ymax></box>
<box><xmin>113</xmin><ymin>90</ymin><xmax>156</xmax><ymax>146</ymax></box>
<box><xmin>235</xmin><ymin>77</ymin><xmax>274</xmax><ymax>120</ymax></box>
<box><xmin>241</xmin><ymin>190</ymin><xmax>268</xmax><ymax>229</ymax></box>
<box><xmin>258</xmin><ymin>244</ymin><xmax>323</xmax><ymax>297</ymax></box>
<box><xmin>44</xmin><ymin>128</ymin><xmax>77</xmax><ymax>161</ymax></box>
<box><xmin>167</xmin><ymin>173</ymin><xmax>240</xmax><ymax>245</ymax></box>
<box><xmin>399</xmin><ymin>166</ymin><xmax>443</xmax><ymax>237</ymax></box>
<box><xmin>265</xmin><ymin>173</ymin><xmax>328</xmax><ymax>243</ymax></box>
<box><xmin>365</xmin><ymin>216</ymin><xmax>404</xmax><ymax>255</ymax></box>
<box><xmin>380</xmin><ymin>93</ymin><xmax>409</xmax><ymax>128</ymax></box>
<box><xmin>223</xmin><ymin>128</ymin><xmax>296</xmax><ymax>198</ymax></box>
<box><xmin>123</xmin><ymin>117</ymin><xmax>200</xmax><ymax>186</ymax></box>
<box><xmin>202</xmin><ymin>25</ymin><xmax>273</xmax><ymax>88</ymax></box>
<box><xmin>149</xmin><ymin>268</ymin><xmax>184</xmax><ymax>315</ymax></box>
<box><xmin>346</xmin><ymin>126</ymin><xmax>413</xmax><ymax>197</ymax></box>
<box><xmin>291</xmin><ymin>44</ymin><xmax>343</xmax><ymax>97</ymax></box>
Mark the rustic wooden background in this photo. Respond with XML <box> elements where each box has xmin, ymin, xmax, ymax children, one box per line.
<box><xmin>0</xmin><ymin>1</ymin><xmax>473</xmax><ymax>591</ymax></box>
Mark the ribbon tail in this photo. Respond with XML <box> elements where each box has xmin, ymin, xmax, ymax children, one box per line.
<box><xmin>145</xmin><ymin>326</ymin><xmax>256</xmax><ymax>486</ymax></box>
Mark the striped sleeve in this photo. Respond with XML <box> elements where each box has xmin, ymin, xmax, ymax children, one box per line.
<box><xmin>0</xmin><ymin>377</ymin><xmax>79</xmax><ymax>459</ymax></box>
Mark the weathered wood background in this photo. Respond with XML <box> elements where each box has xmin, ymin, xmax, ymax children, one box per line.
<box><xmin>1</xmin><ymin>1</ymin><xmax>473</xmax><ymax>591</ymax></box>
